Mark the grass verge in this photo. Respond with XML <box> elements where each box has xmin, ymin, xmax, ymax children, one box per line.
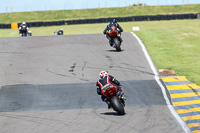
<box><xmin>0</xmin><ymin>4</ymin><xmax>200</xmax><ymax>23</ymax></box>
<box><xmin>132</xmin><ymin>19</ymin><xmax>200</xmax><ymax>86</ymax></box>
<box><xmin>0</xmin><ymin>19</ymin><xmax>200</xmax><ymax>85</ymax></box>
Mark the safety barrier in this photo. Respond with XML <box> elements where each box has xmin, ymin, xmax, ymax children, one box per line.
<box><xmin>0</xmin><ymin>24</ymin><xmax>11</xmax><ymax>29</ymax></box>
<box><xmin>0</xmin><ymin>13</ymin><xmax>198</xmax><ymax>29</ymax></box>
<box><xmin>11</xmin><ymin>23</ymin><xmax>18</xmax><ymax>29</ymax></box>
<box><xmin>66</xmin><ymin>13</ymin><xmax>197</xmax><ymax>25</ymax></box>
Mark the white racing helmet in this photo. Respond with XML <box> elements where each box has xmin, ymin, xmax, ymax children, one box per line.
<box><xmin>99</xmin><ymin>71</ymin><xmax>108</xmax><ymax>79</ymax></box>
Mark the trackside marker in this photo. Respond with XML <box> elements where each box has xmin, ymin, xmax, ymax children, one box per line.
<box><xmin>130</xmin><ymin>32</ymin><xmax>191</xmax><ymax>133</ymax></box>
<box><xmin>132</xmin><ymin>26</ymin><xmax>140</xmax><ymax>31</ymax></box>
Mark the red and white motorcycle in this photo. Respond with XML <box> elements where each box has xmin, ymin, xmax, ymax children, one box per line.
<box><xmin>108</xmin><ymin>27</ymin><xmax>122</xmax><ymax>51</ymax></box>
<box><xmin>102</xmin><ymin>83</ymin><xmax>126</xmax><ymax>115</ymax></box>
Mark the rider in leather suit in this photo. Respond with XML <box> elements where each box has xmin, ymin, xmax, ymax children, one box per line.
<box><xmin>96</xmin><ymin>71</ymin><xmax>122</xmax><ymax>109</ymax></box>
<box><xmin>19</xmin><ymin>22</ymin><xmax>28</xmax><ymax>36</ymax></box>
<box><xmin>103</xmin><ymin>19</ymin><xmax>123</xmax><ymax>46</ymax></box>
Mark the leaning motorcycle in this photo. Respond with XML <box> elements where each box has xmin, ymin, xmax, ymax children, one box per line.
<box><xmin>102</xmin><ymin>83</ymin><xmax>126</xmax><ymax>115</ymax></box>
<box><xmin>108</xmin><ymin>28</ymin><xmax>122</xmax><ymax>51</ymax></box>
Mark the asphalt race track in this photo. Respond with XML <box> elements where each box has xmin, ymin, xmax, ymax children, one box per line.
<box><xmin>0</xmin><ymin>33</ymin><xmax>185</xmax><ymax>133</ymax></box>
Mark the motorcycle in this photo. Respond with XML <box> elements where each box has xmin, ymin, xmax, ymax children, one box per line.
<box><xmin>108</xmin><ymin>27</ymin><xmax>122</xmax><ymax>51</ymax></box>
<box><xmin>19</xmin><ymin>25</ymin><xmax>32</xmax><ymax>37</ymax></box>
<box><xmin>54</xmin><ymin>29</ymin><xmax>63</xmax><ymax>35</ymax></box>
<box><xmin>102</xmin><ymin>83</ymin><xmax>126</xmax><ymax>115</ymax></box>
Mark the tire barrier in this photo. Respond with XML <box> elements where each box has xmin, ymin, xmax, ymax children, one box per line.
<box><xmin>17</xmin><ymin>21</ymin><xmax>65</xmax><ymax>28</ymax></box>
<box><xmin>0</xmin><ymin>13</ymin><xmax>198</xmax><ymax>29</ymax></box>
<box><xmin>65</xmin><ymin>13</ymin><xmax>197</xmax><ymax>25</ymax></box>
<box><xmin>0</xmin><ymin>24</ymin><xmax>11</xmax><ymax>29</ymax></box>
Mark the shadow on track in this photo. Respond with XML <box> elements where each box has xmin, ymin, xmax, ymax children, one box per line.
<box><xmin>100</xmin><ymin>112</ymin><xmax>126</xmax><ymax>116</ymax></box>
<box><xmin>106</xmin><ymin>49</ymin><xmax>124</xmax><ymax>52</ymax></box>
<box><xmin>100</xmin><ymin>112</ymin><xmax>118</xmax><ymax>116</ymax></box>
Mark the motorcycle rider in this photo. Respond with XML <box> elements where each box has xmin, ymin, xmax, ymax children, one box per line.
<box><xmin>54</xmin><ymin>28</ymin><xmax>63</xmax><ymax>35</ymax></box>
<box><xmin>103</xmin><ymin>19</ymin><xmax>123</xmax><ymax>46</ymax></box>
<box><xmin>96</xmin><ymin>71</ymin><xmax>122</xmax><ymax>109</ymax></box>
<box><xmin>19</xmin><ymin>22</ymin><xmax>28</xmax><ymax>36</ymax></box>
<box><xmin>58</xmin><ymin>28</ymin><xmax>63</xmax><ymax>35</ymax></box>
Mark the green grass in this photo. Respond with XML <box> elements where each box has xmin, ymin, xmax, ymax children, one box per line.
<box><xmin>0</xmin><ymin>19</ymin><xmax>200</xmax><ymax>86</ymax></box>
<box><xmin>0</xmin><ymin>24</ymin><xmax>107</xmax><ymax>37</ymax></box>
<box><xmin>0</xmin><ymin>4</ymin><xmax>200</xmax><ymax>23</ymax></box>
<box><xmin>132</xmin><ymin>20</ymin><xmax>200</xmax><ymax>85</ymax></box>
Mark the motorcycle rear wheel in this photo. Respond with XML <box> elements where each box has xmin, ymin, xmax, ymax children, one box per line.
<box><xmin>113</xmin><ymin>38</ymin><xmax>121</xmax><ymax>51</ymax></box>
<box><xmin>111</xmin><ymin>96</ymin><xmax>125</xmax><ymax>115</ymax></box>
<box><xmin>22</xmin><ymin>33</ymin><xmax>27</xmax><ymax>37</ymax></box>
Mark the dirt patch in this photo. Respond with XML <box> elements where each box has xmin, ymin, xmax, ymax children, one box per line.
<box><xmin>159</xmin><ymin>69</ymin><xmax>176</xmax><ymax>76</ymax></box>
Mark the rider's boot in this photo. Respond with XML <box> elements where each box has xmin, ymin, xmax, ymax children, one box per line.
<box><xmin>106</xmin><ymin>34</ymin><xmax>113</xmax><ymax>47</ymax></box>
<box><xmin>119</xmin><ymin>36</ymin><xmax>123</xmax><ymax>43</ymax></box>
<box><xmin>104</xmin><ymin>98</ymin><xmax>111</xmax><ymax>109</ymax></box>
<box><xmin>117</xmin><ymin>90</ymin><xmax>126</xmax><ymax>101</ymax></box>
<box><xmin>109</xmin><ymin>40</ymin><xmax>113</xmax><ymax>47</ymax></box>
<box><xmin>121</xmin><ymin>93</ymin><xmax>126</xmax><ymax>101</ymax></box>
<box><xmin>117</xmin><ymin>33</ymin><xmax>123</xmax><ymax>43</ymax></box>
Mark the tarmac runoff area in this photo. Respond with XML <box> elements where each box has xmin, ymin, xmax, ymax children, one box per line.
<box><xmin>0</xmin><ymin>33</ymin><xmax>188</xmax><ymax>133</ymax></box>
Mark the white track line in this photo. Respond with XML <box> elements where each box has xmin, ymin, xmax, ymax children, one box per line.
<box><xmin>130</xmin><ymin>32</ymin><xmax>191</xmax><ymax>133</ymax></box>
